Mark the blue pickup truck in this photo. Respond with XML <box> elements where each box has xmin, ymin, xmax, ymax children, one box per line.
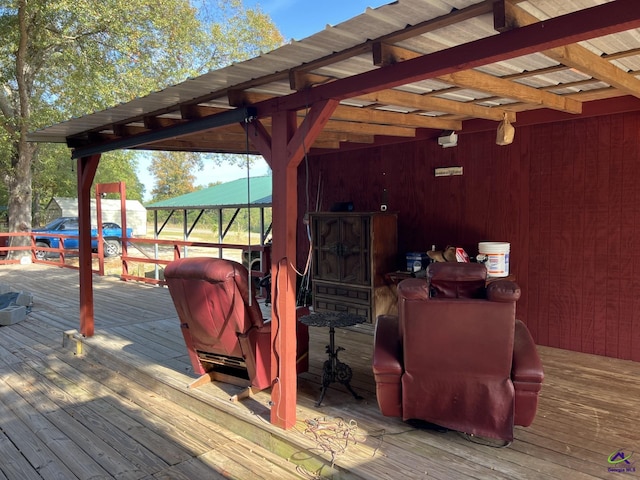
<box><xmin>33</xmin><ymin>216</ymin><xmax>133</xmax><ymax>260</ymax></box>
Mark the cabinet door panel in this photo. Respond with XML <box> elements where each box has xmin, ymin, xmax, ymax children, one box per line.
<box><xmin>313</xmin><ymin>216</ymin><xmax>341</xmax><ymax>281</ymax></box>
<box><xmin>310</xmin><ymin>212</ymin><xmax>397</xmax><ymax>324</ymax></box>
<box><xmin>340</xmin><ymin>216</ymin><xmax>369</xmax><ymax>285</ymax></box>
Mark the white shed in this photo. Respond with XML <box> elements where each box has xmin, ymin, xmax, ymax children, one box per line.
<box><xmin>44</xmin><ymin>197</ymin><xmax>147</xmax><ymax>236</ymax></box>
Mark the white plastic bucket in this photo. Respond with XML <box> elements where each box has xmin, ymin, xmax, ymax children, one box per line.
<box><xmin>478</xmin><ymin>242</ymin><xmax>510</xmax><ymax>277</ymax></box>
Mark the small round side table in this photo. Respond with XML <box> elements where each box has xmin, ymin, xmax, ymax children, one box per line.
<box><xmin>299</xmin><ymin>311</ymin><xmax>365</xmax><ymax>406</ymax></box>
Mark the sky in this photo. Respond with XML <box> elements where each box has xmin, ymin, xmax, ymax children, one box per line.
<box><xmin>245</xmin><ymin>0</ymin><xmax>390</xmax><ymax>43</ymax></box>
<box><xmin>137</xmin><ymin>0</ymin><xmax>390</xmax><ymax>200</ymax></box>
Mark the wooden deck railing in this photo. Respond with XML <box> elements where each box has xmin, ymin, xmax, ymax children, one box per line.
<box><xmin>121</xmin><ymin>237</ymin><xmax>270</xmax><ymax>286</ymax></box>
<box><xmin>0</xmin><ymin>232</ymin><xmax>270</xmax><ymax>287</ymax></box>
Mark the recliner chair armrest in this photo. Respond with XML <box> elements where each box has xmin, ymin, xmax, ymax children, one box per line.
<box><xmin>487</xmin><ymin>280</ymin><xmax>521</xmax><ymax>303</ymax></box>
<box><xmin>373</xmin><ymin>315</ymin><xmax>403</xmax><ymax>418</ymax></box>
<box><xmin>512</xmin><ymin>319</ymin><xmax>544</xmax><ymax>384</ymax></box>
<box><xmin>373</xmin><ymin>315</ymin><xmax>403</xmax><ymax>377</ymax></box>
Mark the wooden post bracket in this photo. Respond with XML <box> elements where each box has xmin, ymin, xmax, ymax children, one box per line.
<box><xmin>62</xmin><ymin>329</ymin><xmax>84</xmax><ymax>356</ymax></box>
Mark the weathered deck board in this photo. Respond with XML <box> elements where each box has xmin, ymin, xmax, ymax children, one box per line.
<box><xmin>0</xmin><ymin>267</ymin><xmax>309</xmax><ymax>480</ymax></box>
<box><xmin>1</xmin><ymin>264</ymin><xmax>639</xmax><ymax>479</ymax></box>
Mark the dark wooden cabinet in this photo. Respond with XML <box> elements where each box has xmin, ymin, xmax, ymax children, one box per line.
<box><xmin>310</xmin><ymin>212</ymin><xmax>398</xmax><ymax>323</ymax></box>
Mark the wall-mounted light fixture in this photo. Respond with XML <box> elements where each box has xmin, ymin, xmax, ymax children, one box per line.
<box><xmin>438</xmin><ymin>131</ymin><xmax>458</xmax><ymax>148</ymax></box>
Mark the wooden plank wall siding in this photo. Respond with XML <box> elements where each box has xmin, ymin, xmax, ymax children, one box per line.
<box><xmin>297</xmin><ymin>111</ymin><xmax>640</xmax><ymax>362</ymax></box>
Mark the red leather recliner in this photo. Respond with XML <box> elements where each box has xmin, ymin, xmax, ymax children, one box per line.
<box><xmin>372</xmin><ymin>262</ymin><xmax>543</xmax><ymax>442</ymax></box>
<box><xmin>165</xmin><ymin>257</ymin><xmax>309</xmax><ymax>396</ymax></box>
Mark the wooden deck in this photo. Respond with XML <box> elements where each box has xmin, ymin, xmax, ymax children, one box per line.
<box><xmin>1</xmin><ymin>264</ymin><xmax>639</xmax><ymax>479</ymax></box>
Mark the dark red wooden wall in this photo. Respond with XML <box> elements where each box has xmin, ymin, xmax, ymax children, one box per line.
<box><xmin>297</xmin><ymin>111</ymin><xmax>640</xmax><ymax>361</ymax></box>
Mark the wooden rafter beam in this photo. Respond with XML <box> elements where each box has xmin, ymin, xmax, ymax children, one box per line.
<box><xmin>449</xmin><ymin>77</ymin><xmax>609</xmax><ymax>112</ymax></box>
<box><xmin>242</xmin><ymin>121</ymin><xmax>378</xmax><ymax>145</ymax></box>
<box><xmin>356</xmin><ymin>88</ymin><xmax>515</xmax><ymax>122</ymax></box>
<box><xmin>320</xmin><ymin>131</ymin><xmax>375</xmax><ymax>144</ymax></box>
<box><xmin>501</xmin><ymin>47</ymin><xmax>640</xmax><ymax>81</ymax></box>
<box><xmin>439</xmin><ymin>69</ymin><xmax>582</xmax><ymax>114</ymax></box>
<box><xmin>111</xmin><ymin>124</ymin><xmax>146</xmax><ymax>137</ymax></box>
<box><xmin>542</xmin><ymin>78</ymin><xmax>608</xmax><ymax>93</ymax></box>
<box><xmin>228</xmin><ymin>90</ymin><xmax>273</xmax><ymax>107</ymax></box>
<box><xmin>130</xmin><ymin>1</ymin><xmax>492</xmax><ymax>130</ymax></box>
<box><xmin>604</xmin><ymin>46</ymin><xmax>640</xmax><ymax>62</ymax></box>
<box><xmin>178</xmin><ymin>103</ymin><xmax>387</xmax><ymax>138</ymax></box>
<box><xmin>419</xmin><ymin>63</ymin><xmax>585</xmax><ymax>99</ymax></box>
<box><xmin>291</xmin><ymin>72</ymin><xmax>501</xmax><ymax>123</ymax></box>
<box><xmin>254</xmin><ymin>0</ymin><xmax>640</xmax><ymax>117</ymax></box>
<box><xmin>322</xmin><ymin>118</ymin><xmax>416</xmax><ymax>137</ymax></box>
<box><xmin>332</xmin><ymin>104</ymin><xmax>460</xmax><ymax>130</ymax></box>
<box><xmin>105</xmin><ymin>111</ymin><xmax>377</xmax><ymax>151</ymax></box>
<box><xmin>180</xmin><ymin>104</ymin><xmax>228</xmax><ymax>119</ymax></box>
<box><xmin>568</xmin><ymin>87</ymin><xmax>622</xmax><ymax>102</ymax></box>
<box><xmin>287</xmin><ymin>1</ymin><xmax>495</xmax><ymax>86</ymax></box>
<box><xmin>296</xmin><ymin>43</ymin><xmax>640</xmax><ymax>109</ymax></box>
<box><xmin>140</xmin><ymin>141</ymin><xmax>260</xmax><ymax>154</ymax></box>
<box><xmin>374</xmin><ymin>42</ymin><xmax>581</xmax><ymax>114</ymax></box>
<box><xmin>229</xmin><ymin>89</ymin><xmax>460</xmax><ymax>131</ymax></box>
<box><xmin>143</xmin><ymin>116</ymin><xmax>184</xmax><ymax>129</ymax></box>
<box><xmin>289</xmin><ymin>71</ymin><xmax>335</xmax><ymax>91</ymax></box>
<box><xmin>496</xmin><ymin>0</ymin><xmax>640</xmax><ymax>100</ymax></box>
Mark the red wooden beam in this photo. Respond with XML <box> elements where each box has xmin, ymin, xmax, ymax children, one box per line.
<box><xmin>254</xmin><ymin>0</ymin><xmax>640</xmax><ymax>116</ymax></box>
<box><xmin>77</xmin><ymin>154</ymin><xmax>100</xmax><ymax>337</ymax></box>
<box><xmin>248</xmin><ymin>104</ymin><xmax>335</xmax><ymax>429</ymax></box>
<box><xmin>461</xmin><ymin>95</ymin><xmax>640</xmax><ymax>134</ymax></box>
<box><xmin>244</xmin><ymin>119</ymin><xmax>272</xmax><ymax>167</ymax></box>
<box><xmin>287</xmin><ymin>99</ymin><xmax>339</xmax><ymax>164</ymax></box>
<box><xmin>269</xmin><ymin>110</ymin><xmax>300</xmax><ymax>429</ymax></box>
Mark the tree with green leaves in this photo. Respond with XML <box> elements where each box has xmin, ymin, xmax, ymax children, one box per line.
<box><xmin>148</xmin><ymin>151</ymin><xmax>203</xmax><ymax>202</ymax></box>
<box><xmin>0</xmin><ymin>0</ymin><xmax>282</xmax><ymax>258</ymax></box>
<box><xmin>146</xmin><ymin>0</ymin><xmax>283</xmax><ymax>203</ymax></box>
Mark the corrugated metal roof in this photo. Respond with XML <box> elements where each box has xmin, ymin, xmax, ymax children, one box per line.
<box><xmin>146</xmin><ymin>175</ymin><xmax>272</xmax><ymax>210</ymax></box>
<box><xmin>27</xmin><ymin>0</ymin><xmax>640</xmax><ymax>154</ymax></box>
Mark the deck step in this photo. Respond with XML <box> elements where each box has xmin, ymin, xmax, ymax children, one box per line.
<box><xmin>1</xmin><ymin>324</ymin><xmax>314</xmax><ymax>480</ymax></box>
<box><xmin>76</xmin><ymin>336</ymin><xmax>355</xmax><ymax>479</ymax></box>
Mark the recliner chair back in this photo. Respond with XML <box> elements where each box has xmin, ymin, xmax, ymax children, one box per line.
<box><xmin>399</xmin><ymin>273</ymin><xmax>517</xmax><ymax>441</ymax></box>
<box><xmin>165</xmin><ymin>257</ymin><xmax>309</xmax><ymax>392</ymax></box>
<box><xmin>373</xmin><ymin>262</ymin><xmax>543</xmax><ymax>442</ymax></box>
<box><xmin>166</xmin><ymin>257</ymin><xmax>262</xmax><ymax>364</ymax></box>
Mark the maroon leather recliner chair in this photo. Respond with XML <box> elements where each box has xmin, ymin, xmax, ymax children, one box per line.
<box><xmin>372</xmin><ymin>262</ymin><xmax>543</xmax><ymax>442</ymax></box>
<box><xmin>165</xmin><ymin>257</ymin><xmax>309</xmax><ymax>398</ymax></box>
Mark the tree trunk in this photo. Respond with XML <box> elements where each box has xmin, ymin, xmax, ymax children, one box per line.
<box><xmin>6</xmin><ymin>0</ymin><xmax>35</xmax><ymax>260</ymax></box>
<box><xmin>6</xmin><ymin>144</ymin><xmax>35</xmax><ymax>260</ymax></box>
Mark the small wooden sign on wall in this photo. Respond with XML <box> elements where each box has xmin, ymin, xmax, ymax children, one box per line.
<box><xmin>434</xmin><ymin>166</ymin><xmax>463</xmax><ymax>177</ymax></box>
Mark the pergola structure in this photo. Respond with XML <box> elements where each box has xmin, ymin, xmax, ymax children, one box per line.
<box><xmin>145</xmin><ymin>176</ymin><xmax>273</xmax><ymax>280</ymax></box>
<box><xmin>29</xmin><ymin>0</ymin><xmax>640</xmax><ymax>429</ymax></box>
<box><xmin>146</xmin><ymin>175</ymin><xmax>273</xmax><ymax>251</ymax></box>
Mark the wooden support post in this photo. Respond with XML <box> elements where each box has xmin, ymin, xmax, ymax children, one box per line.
<box><xmin>95</xmin><ymin>181</ymin><xmax>128</xmax><ymax>278</ymax></box>
<box><xmin>243</xmin><ymin>100</ymin><xmax>338</xmax><ymax>429</ymax></box>
<box><xmin>77</xmin><ymin>155</ymin><xmax>100</xmax><ymax>337</ymax></box>
<box><xmin>269</xmin><ymin>110</ymin><xmax>300</xmax><ymax>429</ymax></box>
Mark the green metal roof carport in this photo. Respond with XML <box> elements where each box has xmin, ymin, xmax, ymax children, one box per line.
<box><xmin>145</xmin><ymin>175</ymin><xmax>273</xmax><ymax>258</ymax></box>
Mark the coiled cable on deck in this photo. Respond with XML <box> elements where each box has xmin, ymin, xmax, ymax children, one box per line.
<box><xmin>300</xmin><ymin>416</ymin><xmax>363</xmax><ymax>468</ymax></box>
